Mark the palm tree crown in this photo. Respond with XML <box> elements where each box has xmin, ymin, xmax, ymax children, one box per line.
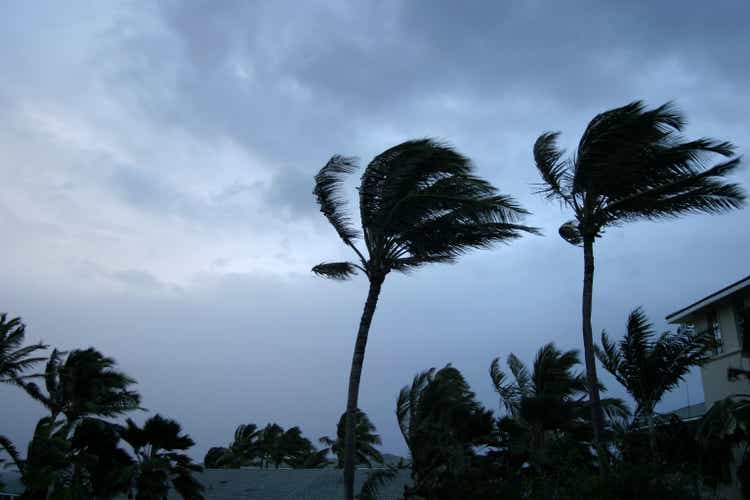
<box><xmin>533</xmin><ymin>101</ymin><xmax>745</xmax><ymax>244</ymax></box>
<box><xmin>313</xmin><ymin>138</ymin><xmax>538</xmax><ymax>281</ymax></box>
<box><xmin>0</xmin><ymin>313</ymin><xmax>47</xmax><ymax>385</ymax></box>
<box><xmin>120</xmin><ymin>414</ymin><xmax>204</xmax><ymax>499</ymax></box>
<box><xmin>24</xmin><ymin>348</ymin><xmax>142</xmax><ymax>424</ymax></box>
<box><xmin>596</xmin><ymin>307</ymin><xmax>715</xmax><ymax>420</ymax></box>
<box><xmin>320</xmin><ymin>409</ymin><xmax>383</xmax><ymax>468</ymax></box>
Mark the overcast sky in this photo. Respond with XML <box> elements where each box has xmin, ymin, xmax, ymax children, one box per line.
<box><xmin>1</xmin><ymin>0</ymin><xmax>748</xmax><ymax>460</ymax></box>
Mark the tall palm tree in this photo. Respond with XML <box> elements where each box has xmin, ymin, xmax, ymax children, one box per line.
<box><xmin>397</xmin><ymin>364</ymin><xmax>494</xmax><ymax>498</ymax></box>
<box><xmin>532</xmin><ymin>101</ymin><xmax>745</xmax><ymax>469</ymax></box>
<box><xmin>595</xmin><ymin>307</ymin><xmax>716</xmax><ymax>459</ymax></box>
<box><xmin>490</xmin><ymin>343</ymin><xmax>628</xmax><ymax>481</ymax></box>
<box><xmin>320</xmin><ymin>408</ymin><xmax>383</xmax><ymax>469</ymax></box>
<box><xmin>0</xmin><ymin>313</ymin><xmax>47</xmax><ymax>385</ymax></box>
<box><xmin>313</xmin><ymin>138</ymin><xmax>537</xmax><ymax>498</ymax></box>
<box><xmin>119</xmin><ymin>414</ymin><xmax>204</xmax><ymax>500</ymax></box>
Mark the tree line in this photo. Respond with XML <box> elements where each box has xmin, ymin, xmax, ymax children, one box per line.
<box><xmin>0</xmin><ymin>313</ymin><xmax>204</xmax><ymax>499</ymax></box>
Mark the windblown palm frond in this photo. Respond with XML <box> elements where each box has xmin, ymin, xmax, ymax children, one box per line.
<box><xmin>0</xmin><ymin>434</ymin><xmax>23</xmax><ymax>472</ymax></box>
<box><xmin>314</xmin><ymin>138</ymin><xmax>539</xmax><ymax>279</ymax></box>
<box><xmin>533</xmin><ymin>100</ymin><xmax>745</xmax><ymax>244</ymax></box>
<box><xmin>0</xmin><ymin>313</ymin><xmax>47</xmax><ymax>385</ymax></box>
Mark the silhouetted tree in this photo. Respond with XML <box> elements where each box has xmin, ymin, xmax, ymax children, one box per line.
<box><xmin>397</xmin><ymin>365</ymin><xmax>495</xmax><ymax>498</ymax></box>
<box><xmin>596</xmin><ymin>307</ymin><xmax>715</xmax><ymax>460</ymax></box>
<box><xmin>320</xmin><ymin>409</ymin><xmax>383</xmax><ymax>469</ymax></box>
<box><xmin>313</xmin><ymin>138</ymin><xmax>537</xmax><ymax>499</ymax></box>
<box><xmin>120</xmin><ymin>414</ymin><xmax>204</xmax><ymax>500</ymax></box>
<box><xmin>490</xmin><ymin>343</ymin><xmax>627</xmax><ymax>494</ymax></box>
<box><xmin>532</xmin><ymin>101</ymin><xmax>745</xmax><ymax>471</ymax></box>
<box><xmin>0</xmin><ymin>313</ymin><xmax>46</xmax><ymax>386</ymax></box>
<box><xmin>23</xmin><ymin>348</ymin><xmax>141</xmax><ymax>427</ymax></box>
<box><xmin>204</xmin><ymin>423</ymin><xmax>260</xmax><ymax>468</ymax></box>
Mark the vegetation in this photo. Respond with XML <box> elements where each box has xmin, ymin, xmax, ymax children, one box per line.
<box><xmin>120</xmin><ymin>415</ymin><xmax>205</xmax><ymax>499</ymax></box>
<box><xmin>532</xmin><ymin>100</ymin><xmax>746</xmax><ymax>470</ymax></box>
<box><xmin>320</xmin><ymin>409</ymin><xmax>383</xmax><ymax>468</ymax></box>
<box><xmin>0</xmin><ymin>315</ymin><xmax>204</xmax><ymax>499</ymax></box>
<box><xmin>204</xmin><ymin>422</ymin><xmax>330</xmax><ymax>469</ymax></box>
<box><xmin>312</xmin><ymin>138</ymin><xmax>538</xmax><ymax>498</ymax></box>
<box><xmin>1</xmin><ymin>100</ymin><xmax>747</xmax><ymax>499</ymax></box>
<box><xmin>596</xmin><ymin>307</ymin><xmax>716</xmax><ymax>460</ymax></box>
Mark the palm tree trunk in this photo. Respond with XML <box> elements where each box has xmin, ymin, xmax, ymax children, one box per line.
<box><xmin>343</xmin><ymin>275</ymin><xmax>384</xmax><ymax>500</ymax></box>
<box><xmin>582</xmin><ymin>235</ymin><xmax>608</xmax><ymax>477</ymax></box>
<box><xmin>647</xmin><ymin>411</ymin><xmax>657</xmax><ymax>463</ymax></box>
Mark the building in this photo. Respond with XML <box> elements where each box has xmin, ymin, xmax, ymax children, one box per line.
<box><xmin>666</xmin><ymin>274</ymin><xmax>750</xmax><ymax>500</ymax></box>
<box><xmin>666</xmin><ymin>274</ymin><xmax>750</xmax><ymax>408</ymax></box>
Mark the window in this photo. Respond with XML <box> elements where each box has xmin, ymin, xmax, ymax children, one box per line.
<box><xmin>736</xmin><ymin>300</ymin><xmax>749</xmax><ymax>357</ymax></box>
<box><xmin>707</xmin><ymin>310</ymin><xmax>723</xmax><ymax>355</ymax></box>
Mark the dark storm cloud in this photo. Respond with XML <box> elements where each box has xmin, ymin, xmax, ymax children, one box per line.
<box><xmin>1</xmin><ymin>0</ymin><xmax>749</xmax><ymax>461</ymax></box>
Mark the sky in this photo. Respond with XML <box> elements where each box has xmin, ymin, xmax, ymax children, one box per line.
<box><xmin>1</xmin><ymin>0</ymin><xmax>749</xmax><ymax>460</ymax></box>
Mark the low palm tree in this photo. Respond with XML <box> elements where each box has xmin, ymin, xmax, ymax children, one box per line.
<box><xmin>320</xmin><ymin>409</ymin><xmax>383</xmax><ymax>469</ymax></box>
<box><xmin>596</xmin><ymin>307</ymin><xmax>716</xmax><ymax>460</ymax></box>
<box><xmin>0</xmin><ymin>313</ymin><xmax>47</xmax><ymax>385</ymax></box>
<box><xmin>490</xmin><ymin>343</ymin><xmax>628</xmax><ymax>480</ymax></box>
<box><xmin>313</xmin><ymin>138</ymin><xmax>537</xmax><ymax>499</ymax></box>
<box><xmin>1</xmin><ymin>348</ymin><xmax>142</xmax><ymax>499</ymax></box>
<box><xmin>532</xmin><ymin>101</ymin><xmax>745</xmax><ymax>470</ymax></box>
<box><xmin>397</xmin><ymin>364</ymin><xmax>494</xmax><ymax>498</ymax></box>
<box><xmin>120</xmin><ymin>414</ymin><xmax>204</xmax><ymax>500</ymax></box>
<box><xmin>204</xmin><ymin>423</ymin><xmax>260</xmax><ymax>468</ymax></box>
<box><xmin>23</xmin><ymin>348</ymin><xmax>141</xmax><ymax>427</ymax></box>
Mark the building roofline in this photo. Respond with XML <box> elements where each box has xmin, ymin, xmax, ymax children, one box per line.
<box><xmin>666</xmin><ymin>274</ymin><xmax>750</xmax><ymax>324</ymax></box>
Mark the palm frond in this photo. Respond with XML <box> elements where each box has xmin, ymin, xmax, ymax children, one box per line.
<box><xmin>533</xmin><ymin>131</ymin><xmax>571</xmax><ymax>200</ymax></box>
<box><xmin>311</xmin><ymin>261</ymin><xmax>359</xmax><ymax>280</ymax></box>
<box><xmin>490</xmin><ymin>357</ymin><xmax>518</xmax><ymax>415</ymax></box>
<box><xmin>0</xmin><ymin>434</ymin><xmax>23</xmax><ymax>472</ymax></box>
<box><xmin>313</xmin><ymin>155</ymin><xmax>360</xmax><ymax>243</ymax></box>
<box><xmin>358</xmin><ymin>464</ymin><xmax>399</xmax><ymax>500</ymax></box>
<box><xmin>507</xmin><ymin>354</ymin><xmax>531</xmax><ymax>397</ymax></box>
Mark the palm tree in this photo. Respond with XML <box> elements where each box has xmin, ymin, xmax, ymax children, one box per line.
<box><xmin>2</xmin><ymin>348</ymin><xmax>142</xmax><ymax>499</ymax></box>
<box><xmin>320</xmin><ymin>408</ymin><xmax>383</xmax><ymax>469</ymax></box>
<box><xmin>204</xmin><ymin>423</ymin><xmax>260</xmax><ymax>468</ymax></box>
<box><xmin>23</xmin><ymin>348</ymin><xmax>141</xmax><ymax>428</ymax></box>
<box><xmin>0</xmin><ymin>313</ymin><xmax>47</xmax><ymax>385</ymax></box>
<box><xmin>313</xmin><ymin>138</ymin><xmax>537</xmax><ymax>498</ymax></box>
<box><xmin>120</xmin><ymin>414</ymin><xmax>204</xmax><ymax>499</ymax></box>
<box><xmin>490</xmin><ymin>343</ymin><xmax>627</xmax><ymax>481</ymax></box>
<box><xmin>532</xmin><ymin>101</ymin><xmax>745</xmax><ymax>469</ymax></box>
<box><xmin>397</xmin><ymin>364</ymin><xmax>494</xmax><ymax>498</ymax></box>
<box><xmin>595</xmin><ymin>307</ymin><xmax>716</xmax><ymax>460</ymax></box>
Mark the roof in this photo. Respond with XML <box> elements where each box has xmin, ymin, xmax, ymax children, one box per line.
<box><xmin>666</xmin><ymin>274</ymin><xmax>750</xmax><ymax>324</ymax></box>
<box><xmin>662</xmin><ymin>402</ymin><xmax>706</xmax><ymax>422</ymax></box>
<box><xmin>193</xmin><ymin>468</ymin><xmax>410</xmax><ymax>500</ymax></box>
<box><xmin>0</xmin><ymin>471</ymin><xmax>23</xmax><ymax>496</ymax></box>
<box><xmin>4</xmin><ymin>467</ymin><xmax>412</xmax><ymax>499</ymax></box>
